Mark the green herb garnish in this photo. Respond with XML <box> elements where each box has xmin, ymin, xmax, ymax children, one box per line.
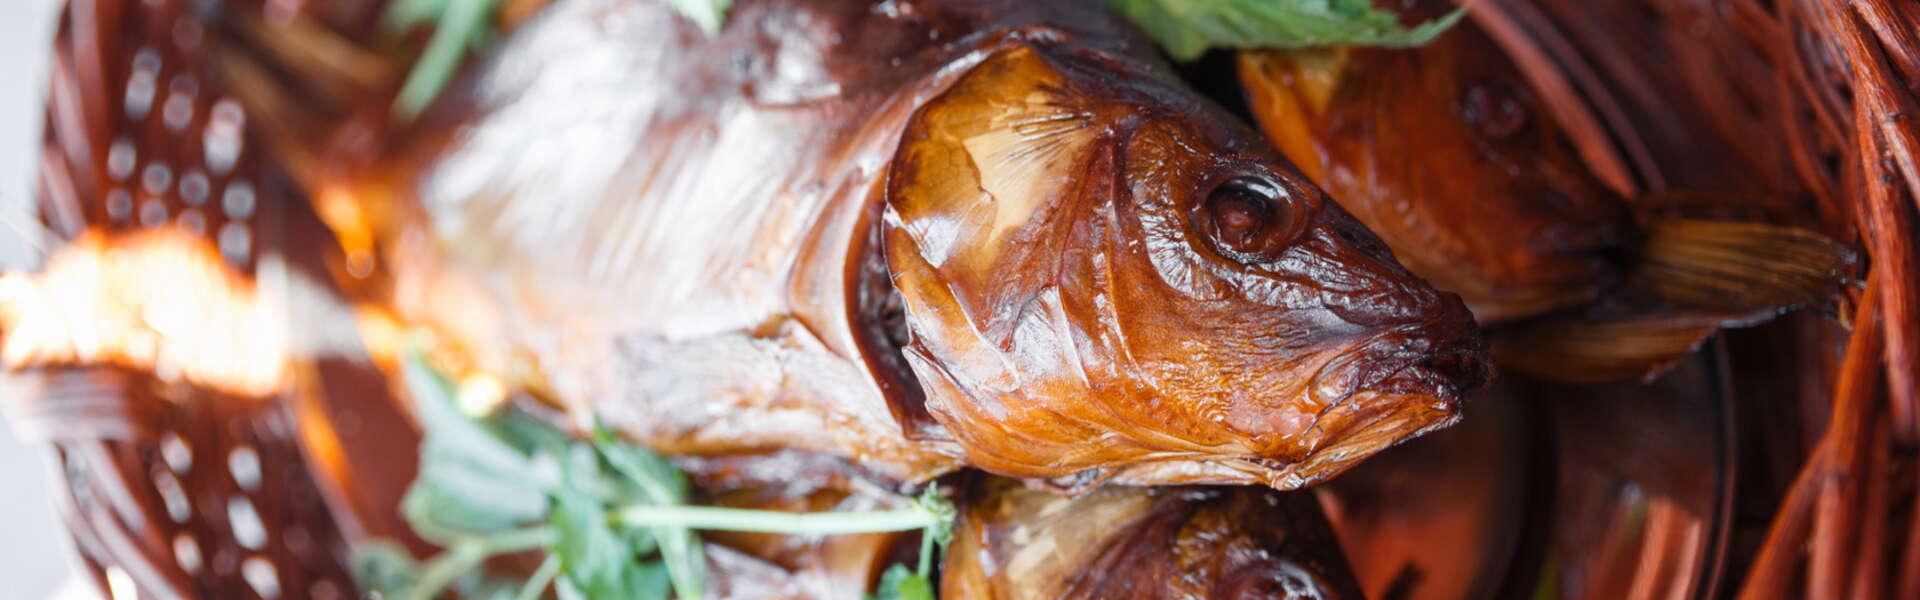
<box><xmin>1103</xmin><ymin>0</ymin><xmax>1464</xmax><ymax>61</ymax></box>
<box><xmin>664</xmin><ymin>0</ymin><xmax>734</xmax><ymax>34</ymax></box>
<box><xmin>870</xmin><ymin>564</ymin><xmax>936</xmax><ymax>600</ymax></box>
<box><xmin>352</xmin><ymin>352</ymin><xmax>954</xmax><ymax>599</ymax></box>
<box><xmin>384</xmin><ymin>0</ymin><xmax>736</xmax><ymax>119</ymax></box>
<box><xmin>385</xmin><ymin>0</ymin><xmax>500</xmax><ymax>119</ymax></box>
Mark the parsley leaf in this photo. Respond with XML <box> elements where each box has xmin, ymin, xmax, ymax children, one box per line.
<box><xmin>550</xmin><ymin>487</ymin><xmax>650</xmax><ymax>598</ymax></box>
<box><xmin>594</xmin><ymin>431</ymin><xmax>705</xmax><ymax>599</ymax></box>
<box><xmin>387</xmin><ymin>0</ymin><xmax>499</xmax><ymax>118</ymax></box>
<box><xmin>870</xmin><ymin>565</ymin><xmax>936</xmax><ymax>600</ymax></box>
<box><xmin>665</xmin><ymin>0</ymin><xmax>734</xmax><ymax>34</ymax></box>
<box><xmin>385</xmin><ymin>0</ymin><xmax>738</xmax><ymax>118</ymax></box>
<box><xmin>1104</xmin><ymin>0</ymin><xmax>1464</xmax><ymax>61</ymax></box>
<box><xmin>454</xmin><ymin>572</ymin><xmax>527</xmax><ymax>600</ymax></box>
<box><xmin>400</xmin><ymin>354</ymin><xmax>550</xmax><ymax>534</ymax></box>
<box><xmin>910</xmin><ymin>485</ymin><xmax>956</xmax><ymax>577</ymax></box>
<box><xmin>351</xmin><ymin>541</ymin><xmax>420</xmax><ymax>597</ymax></box>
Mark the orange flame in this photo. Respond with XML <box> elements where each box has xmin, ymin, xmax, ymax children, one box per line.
<box><xmin>0</xmin><ymin>228</ymin><xmax>288</xmax><ymax>397</ymax></box>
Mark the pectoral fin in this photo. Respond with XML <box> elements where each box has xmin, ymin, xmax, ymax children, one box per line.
<box><xmin>1628</xmin><ymin>218</ymin><xmax>1855</xmax><ymax>317</ymax></box>
<box><xmin>1497</xmin><ymin>218</ymin><xmax>1854</xmax><ymax>383</ymax></box>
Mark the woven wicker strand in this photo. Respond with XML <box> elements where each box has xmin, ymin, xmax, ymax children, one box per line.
<box><xmin>17</xmin><ymin>0</ymin><xmax>404</xmax><ymax>598</ymax></box>
<box><xmin>3</xmin><ymin>367</ymin><xmax>356</xmax><ymax>599</ymax></box>
<box><xmin>1735</xmin><ymin>2</ymin><xmax>1920</xmax><ymax>599</ymax></box>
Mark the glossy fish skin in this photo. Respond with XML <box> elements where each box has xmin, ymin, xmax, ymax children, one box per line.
<box><xmin>943</xmin><ymin>477</ymin><xmax>1364</xmax><ymax>599</ymax></box>
<box><xmin>886</xmin><ymin>43</ymin><xmax>1486</xmax><ymax>489</ymax></box>
<box><xmin>1238</xmin><ymin>16</ymin><xmax>1633</xmax><ymax>324</ymax></box>
<box><xmin>368</xmin><ymin>0</ymin><xmax>1487</xmax><ymax>489</ymax></box>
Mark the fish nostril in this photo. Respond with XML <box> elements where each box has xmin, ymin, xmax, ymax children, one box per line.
<box><xmin>1331</xmin><ymin>222</ymin><xmax>1391</xmax><ymax>260</ymax></box>
<box><xmin>1461</xmin><ymin>80</ymin><xmax>1530</xmax><ymax>140</ymax></box>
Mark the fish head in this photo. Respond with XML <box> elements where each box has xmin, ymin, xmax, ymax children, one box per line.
<box><xmin>883</xmin><ymin>43</ymin><xmax>1489</xmax><ymax>489</ymax></box>
<box><xmin>1238</xmin><ymin>25</ymin><xmax>1633</xmax><ymax>323</ymax></box>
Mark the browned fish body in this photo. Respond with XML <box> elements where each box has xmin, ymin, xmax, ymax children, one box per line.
<box><xmin>353</xmin><ymin>0</ymin><xmax>1487</xmax><ymax>489</ymax></box>
<box><xmin>943</xmin><ymin>477</ymin><xmax>1363</xmax><ymax>599</ymax></box>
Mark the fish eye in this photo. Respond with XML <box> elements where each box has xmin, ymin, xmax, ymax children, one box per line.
<box><xmin>1210</xmin><ymin>185</ymin><xmax>1269</xmax><ymax>244</ymax></box>
<box><xmin>1195</xmin><ymin>176</ymin><xmax>1295</xmax><ymax>262</ymax></box>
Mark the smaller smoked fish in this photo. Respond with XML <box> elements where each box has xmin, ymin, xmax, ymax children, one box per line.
<box><xmin>1237</xmin><ymin>2</ymin><xmax>1851</xmax><ymax>382</ymax></box>
<box><xmin>943</xmin><ymin>477</ymin><xmax>1364</xmax><ymax>599</ymax></box>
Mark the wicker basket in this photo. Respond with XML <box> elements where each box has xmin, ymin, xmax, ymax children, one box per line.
<box><xmin>10</xmin><ymin>1</ymin><xmax>421</xmax><ymax>597</ymax></box>
<box><xmin>1471</xmin><ymin>0</ymin><xmax>1919</xmax><ymax>594</ymax></box>
<box><xmin>10</xmin><ymin>0</ymin><xmax>1919</xmax><ymax>598</ymax></box>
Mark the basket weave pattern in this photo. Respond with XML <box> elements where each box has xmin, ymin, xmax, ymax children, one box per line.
<box><xmin>7</xmin><ymin>368</ymin><xmax>353</xmax><ymax>599</ymax></box>
<box><xmin>13</xmin><ymin>0</ymin><xmax>392</xmax><ymax>597</ymax></box>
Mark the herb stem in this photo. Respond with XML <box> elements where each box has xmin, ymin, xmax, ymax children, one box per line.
<box><xmin>405</xmin><ymin>543</ymin><xmax>484</xmax><ymax>600</ymax></box>
<box><xmin>613</xmin><ymin>505</ymin><xmax>939</xmax><ymax>535</ymax></box>
<box><xmin>405</xmin><ymin>527</ymin><xmax>557</xmax><ymax>600</ymax></box>
<box><xmin>482</xmin><ymin>526</ymin><xmax>560</xmax><ymax>553</ymax></box>
<box><xmin>917</xmin><ymin>528</ymin><xmax>935</xmax><ymax>577</ymax></box>
<box><xmin>517</xmin><ymin>554</ymin><xmax>561</xmax><ymax>600</ymax></box>
<box><xmin>393</xmin><ymin>0</ymin><xmax>498</xmax><ymax>118</ymax></box>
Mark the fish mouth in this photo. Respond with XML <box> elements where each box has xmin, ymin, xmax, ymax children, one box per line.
<box><xmin>1315</xmin><ymin>322</ymin><xmax>1492</xmax><ymax>410</ymax></box>
<box><xmin>1368</xmin><ymin>339</ymin><xmax>1492</xmax><ymax>401</ymax></box>
<box><xmin>1254</xmin><ymin>331</ymin><xmax>1488</xmax><ymax>489</ymax></box>
<box><xmin>1222</xmin><ymin>377</ymin><xmax>1477</xmax><ymax>490</ymax></box>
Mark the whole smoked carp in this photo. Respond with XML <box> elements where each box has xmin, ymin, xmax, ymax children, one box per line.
<box><xmin>347</xmin><ymin>0</ymin><xmax>1489</xmax><ymax>489</ymax></box>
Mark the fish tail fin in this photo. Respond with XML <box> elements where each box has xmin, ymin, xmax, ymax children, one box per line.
<box><xmin>1626</xmin><ymin>218</ymin><xmax>1855</xmax><ymax>318</ymax></box>
<box><xmin>1497</xmin><ymin>218</ymin><xmax>1854</xmax><ymax>383</ymax></box>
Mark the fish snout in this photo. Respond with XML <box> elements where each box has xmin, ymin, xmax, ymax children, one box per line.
<box><xmin>1328</xmin><ymin>308</ymin><xmax>1490</xmax><ymax>406</ymax></box>
<box><xmin>1301</xmin><ymin>215</ymin><xmax>1474</xmax><ymax>327</ymax></box>
<box><xmin>1389</xmin><ymin>293</ymin><xmax>1489</xmax><ymax>400</ymax></box>
<box><xmin>1373</xmin><ymin>332</ymin><xmax>1491</xmax><ymax>402</ymax></box>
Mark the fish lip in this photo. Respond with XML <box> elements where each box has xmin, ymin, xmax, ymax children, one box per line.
<box><xmin>1235</xmin><ymin>384</ymin><xmax>1468</xmax><ymax>490</ymax></box>
<box><xmin>1317</xmin><ymin>324</ymin><xmax>1492</xmax><ymax>407</ymax></box>
<box><xmin>1369</xmin><ymin>341</ymin><xmax>1492</xmax><ymax>402</ymax></box>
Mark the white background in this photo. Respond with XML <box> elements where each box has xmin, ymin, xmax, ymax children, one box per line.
<box><xmin>2</xmin><ymin>0</ymin><xmax>91</xmax><ymax>597</ymax></box>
